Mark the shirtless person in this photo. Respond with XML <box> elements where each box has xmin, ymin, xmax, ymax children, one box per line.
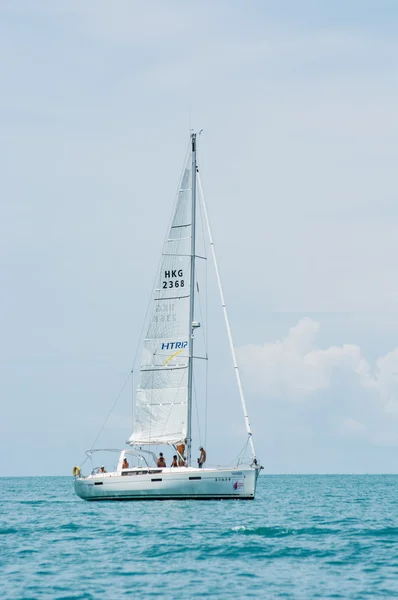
<box><xmin>171</xmin><ymin>455</ymin><xmax>178</xmax><ymax>468</ymax></box>
<box><xmin>157</xmin><ymin>453</ymin><xmax>166</xmax><ymax>468</ymax></box>
<box><xmin>122</xmin><ymin>457</ymin><xmax>129</xmax><ymax>469</ymax></box>
<box><xmin>197</xmin><ymin>447</ymin><xmax>206</xmax><ymax>468</ymax></box>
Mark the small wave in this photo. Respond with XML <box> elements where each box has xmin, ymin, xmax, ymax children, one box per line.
<box><xmin>17</xmin><ymin>548</ymin><xmax>38</xmax><ymax>556</ymax></box>
<box><xmin>203</xmin><ymin>542</ymin><xmax>333</xmax><ymax>561</ymax></box>
<box><xmin>58</xmin><ymin>522</ymin><xmax>82</xmax><ymax>531</ymax></box>
<box><xmin>200</xmin><ymin>542</ymin><xmax>268</xmax><ymax>560</ymax></box>
<box><xmin>121</xmin><ymin>531</ymin><xmax>140</xmax><ymax>538</ymax></box>
<box><xmin>230</xmin><ymin>525</ymin><xmax>294</xmax><ymax>537</ymax></box>
<box><xmin>270</xmin><ymin>547</ymin><xmax>334</xmax><ymax>560</ymax></box>
<box><xmin>144</xmin><ymin>544</ymin><xmax>193</xmax><ymax>558</ymax></box>
<box><xmin>163</xmin><ymin>568</ymin><xmax>198</xmax><ymax>576</ymax></box>
<box><xmin>119</xmin><ymin>524</ymin><xmax>140</xmax><ymax>538</ymax></box>
<box><xmin>230</xmin><ymin>525</ymin><xmax>338</xmax><ymax>538</ymax></box>
<box><xmin>359</xmin><ymin>527</ymin><xmax>398</xmax><ymax>537</ymax></box>
<box><xmin>0</xmin><ymin>527</ymin><xmax>18</xmax><ymax>535</ymax></box>
<box><xmin>298</xmin><ymin>526</ymin><xmax>338</xmax><ymax>536</ymax></box>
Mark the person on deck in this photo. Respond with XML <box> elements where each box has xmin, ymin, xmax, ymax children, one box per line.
<box><xmin>157</xmin><ymin>453</ymin><xmax>166</xmax><ymax>468</ymax></box>
<box><xmin>171</xmin><ymin>455</ymin><xmax>178</xmax><ymax>468</ymax></box>
<box><xmin>176</xmin><ymin>442</ymin><xmax>185</xmax><ymax>467</ymax></box>
<box><xmin>122</xmin><ymin>457</ymin><xmax>129</xmax><ymax>469</ymax></box>
<box><xmin>99</xmin><ymin>466</ymin><xmax>107</xmax><ymax>473</ymax></box>
<box><xmin>197</xmin><ymin>447</ymin><xmax>206</xmax><ymax>468</ymax></box>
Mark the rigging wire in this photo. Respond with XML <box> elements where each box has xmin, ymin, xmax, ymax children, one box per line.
<box><xmin>195</xmin><ymin>178</ymin><xmax>209</xmax><ymax>450</ymax></box>
<box><xmin>194</xmin><ymin>279</ymin><xmax>206</xmax><ymax>445</ymax></box>
<box><xmin>197</xmin><ymin>173</ymin><xmax>256</xmax><ymax>461</ymax></box>
<box><xmin>204</xmin><ymin>280</ymin><xmax>208</xmax><ymax>451</ymax></box>
<box><xmin>198</xmin><ymin>181</ymin><xmax>209</xmax><ymax>450</ymax></box>
<box><xmin>192</xmin><ymin>369</ymin><xmax>202</xmax><ymax>447</ymax></box>
<box><xmin>80</xmin><ymin>371</ymin><xmax>132</xmax><ymax>468</ymax></box>
<box><xmin>229</xmin><ymin>437</ymin><xmax>251</xmax><ymax>468</ymax></box>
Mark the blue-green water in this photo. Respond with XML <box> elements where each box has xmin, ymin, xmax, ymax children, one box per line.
<box><xmin>1</xmin><ymin>475</ymin><xmax>398</xmax><ymax>599</ymax></box>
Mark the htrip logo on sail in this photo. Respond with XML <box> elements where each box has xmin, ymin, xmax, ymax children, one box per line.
<box><xmin>161</xmin><ymin>341</ymin><xmax>188</xmax><ymax>350</ymax></box>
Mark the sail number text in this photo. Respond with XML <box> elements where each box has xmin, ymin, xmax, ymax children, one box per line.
<box><xmin>162</xmin><ymin>269</ymin><xmax>184</xmax><ymax>289</ymax></box>
<box><xmin>154</xmin><ymin>303</ymin><xmax>176</xmax><ymax>322</ymax></box>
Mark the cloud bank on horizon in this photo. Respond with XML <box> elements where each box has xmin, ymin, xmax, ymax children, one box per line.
<box><xmin>238</xmin><ymin>318</ymin><xmax>398</xmax><ymax>446</ymax></box>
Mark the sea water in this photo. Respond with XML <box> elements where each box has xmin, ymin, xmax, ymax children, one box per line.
<box><xmin>1</xmin><ymin>475</ymin><xmax>398</xmax><ymax>599</ymax></box>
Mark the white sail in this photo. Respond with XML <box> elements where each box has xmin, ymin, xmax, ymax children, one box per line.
<box><xmin>128</xmin><ymin>153</ymin><xmax>192</xmax><ymax>445</ymax></box>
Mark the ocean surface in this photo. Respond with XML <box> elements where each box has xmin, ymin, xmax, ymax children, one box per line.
<box><xmin>1</xmin><ymin>475</ymin><xmax>398</xmax><ymax>599</ymax></box>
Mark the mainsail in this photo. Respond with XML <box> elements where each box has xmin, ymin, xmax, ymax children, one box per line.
<box><xmin>129</xmin><ymin>153</ymin><xmax>192</xmax><ymax>444</ymax></box>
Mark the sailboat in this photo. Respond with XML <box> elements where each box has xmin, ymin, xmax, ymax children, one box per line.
<box><xmin>74</xmin><ymin>133</ymin><xmax>262</xmax><ymax>501</ymax></box>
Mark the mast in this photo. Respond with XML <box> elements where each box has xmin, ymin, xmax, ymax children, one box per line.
<box><xmin>186</xmin><ymin>132</ymin><xmax>197</xmax><ymax>467</ymax></box>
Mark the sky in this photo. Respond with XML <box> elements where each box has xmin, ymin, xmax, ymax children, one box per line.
<box><xmin>1</xmin><ymin>1</ymin><xmax>397</xmax><ymax>476</ymax></box>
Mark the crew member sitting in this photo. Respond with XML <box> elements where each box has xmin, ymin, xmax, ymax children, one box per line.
<box><xmin>171</xmin><ymin>455</ymin><xmax>178</xmax><ymax>467</ymax></box>
<box><xmin>99</xmin><ymin>465</ymin><xmax>107</xmax><ymax>473</ymax></box>
<box><xmin>122</xmin><ymin>457</ymin><xmax>129</xmax><ymax>469</ymax></box>
<box><xmin>176</xmin><ymin>442</ymin><xmax>185</xmax><ymax>467</ymax></box>
<box><xmin>157</xmin><ymin>452</ymin><xmax>166</xmax><ymax>468</ymax></box>
<box><xmin>197</xmin><ymin>446</ymin><xmax>206</xmax><ymax>468</ymax></box>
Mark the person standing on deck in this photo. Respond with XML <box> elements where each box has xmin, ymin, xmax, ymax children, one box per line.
<box><xmin>176</xmin><ymin>442</ymin><xmax>185</xmax><ymax>467</ymax></box>
<box><xmin>197</xmin><ymin>447</ymin><xmax>206</xmax><ymax>468</ymax></box>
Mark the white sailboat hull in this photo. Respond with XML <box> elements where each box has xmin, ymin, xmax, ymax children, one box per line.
<box><xmin>74</xmin><ymin>466</ymin><xmax>259</xmax><ymax>501</ymax></box>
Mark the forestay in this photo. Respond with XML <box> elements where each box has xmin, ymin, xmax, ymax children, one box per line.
<box><xmin>128</xmin><ymin>153</ymin><xmax>192</xmax><ymax>445</ymax></box>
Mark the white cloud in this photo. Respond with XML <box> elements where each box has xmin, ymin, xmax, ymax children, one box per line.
<box><xmin>237</xmin><ymin>318</ymin><xmax>398</xmax><ymax>410</ymax></box>
<box><xmin>364</xmin><ymin>348</ymin><xmax>398</xmax><ymax>414</ymax></box>
<box><xmin>340</xmin><ymin>418</ymin><xmax>367</xmax><ymax>438</ymax></box>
